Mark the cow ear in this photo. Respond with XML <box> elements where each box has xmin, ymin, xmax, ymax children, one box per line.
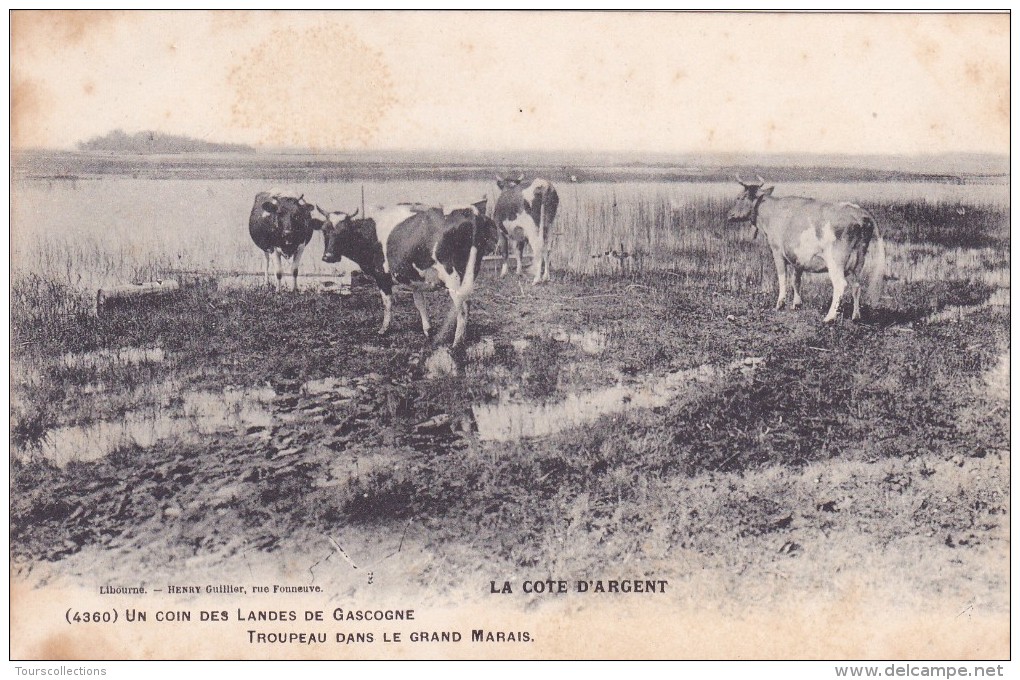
<box><xmin>759</xmin><ymin>186</ymin><xmax>774</xmax><ymax>198</ymax></box>
<box><xmin>262</xmin><ymin>201</ymin><xmax>277</xmax><ymax>213</ymax></box>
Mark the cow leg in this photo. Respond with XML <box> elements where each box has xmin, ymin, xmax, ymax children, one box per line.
<box><xmin>849</xmin><ymin>274</ymin><xmax>863</xmax><ymax>321</ymax></box>
<box><xmin>290</xmin><ymin>244</ymin><xmax>305</xmax><ymax>292</ymax></box>
<box><xmin>541</xmin><ymin>245</ymin><xmax>551</xmax><ymax>282</ymax></box>
<box><xmin>378</xmin><ymin>289</ymin><xmax>393</xmax><ymax>335</ymax></box>
<box><xmin>515</xmin><ymin>240</ymin><xmax>525</xmax><ymax>275</ymax></box>
<box><xmin>273</xmin><ymin>250</ymin><xmax>283</xmax><ymax>291</ymax></box>
<box><xmin>824</xmin><ymin>268</ymin><xmax>848</xmax><ymax>323</ymax></box>
<box><xmin>453</xmin><ymin>247</ymin><xmax>481</xmax><ymax>345</ymax></box>
<box><xmin>791</xmin><ymin>268</ymin><xmax>803</xmax><ymax>309</ymax></box>
<box><xmin>771</xmin><ymin>250</ymin><xmax>787</xmax><ymax>310</ymax></box>
<box><xmin>450</xmin><ymin>291</ymin><xmax>468</xmax><ymax>346</ymax></box>
<box><xmin>432</xmin><ymin>263</ymin><xmax>469</xmax><ymax>345</ymax></box>
<box><xmin>498</xmin><ymin>231</ymin><xmax>510</xmax><ymax>277</ymax></box>
<box><xmin>263</xmin><ymin>251</ymin><xmax>272</xmax><ymax>287</ymax></box>
<box><xmin>529</xmin><ymin>236</ymin><xmax>545</xmax><ymax>285</ymax></box>
<box><xmin>411</xmin><ymin>291</ymin><xmax>431</xmax><ymax>339</ymax></box>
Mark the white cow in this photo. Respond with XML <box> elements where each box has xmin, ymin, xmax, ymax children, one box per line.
<box><xmin>727</xmin><ymin>176</ymin><xmax>886</xmax><ymax>322</ymax></box>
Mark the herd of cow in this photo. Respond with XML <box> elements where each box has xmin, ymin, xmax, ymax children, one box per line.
<box><xmin>248</xmin><ymin>174</ymin><xmax>885</xmax><ymax>346</ymax></box>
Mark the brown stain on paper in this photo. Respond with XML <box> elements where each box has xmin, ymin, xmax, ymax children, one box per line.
<box><xmin>10</xmin><ymin>78</ymin><xmax>56</xmax><ymax>148</ymax></box>
<box><xmin>11</xmin><ymin>9</ymin><xmax>126</xmax><ymax>47</ymax></box>
<box><xmin>208</xmin><ymin>10</ymin><xmax>257</xmax><ymax>36</ymax></box>
<box><xmin>964</xmin><ymin>58</ymin><xmax>1010</xmax><ymax>126</ymax></box>
<box><xmin>11</xmin><ymin>11</ymin><xmax>136</xmax><ymax>148</ymax></box>
<box><xmin>227</xmin><ymin>25</ymin><xmax>396</xmax><ymax>150</ymax></box>
<box><xmin>908</xmin><ymin>14</ymin><xmax>1008</xmax><ymax>143</ymax></box>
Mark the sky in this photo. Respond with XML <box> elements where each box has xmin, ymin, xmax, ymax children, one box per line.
<box><xmin>9</xmin><ymin>11</ymin><xmax>1010</xmax><ymax>155</ymax></box>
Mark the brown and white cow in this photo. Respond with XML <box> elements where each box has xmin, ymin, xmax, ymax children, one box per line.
<box><xmin>493</xmin><ymin>174</ymin><xmax>560</xmax><ymax>284</ymax></box>
<box><xmin>321</xmin><ymin>200</ymin><xmax>499</xmax><ymax>346</ymax></box>
<box><xmin>726</xmin><ymin>176</ymin><xmax>886</xmax><ymax>322</ymax></box>
<box><xmin>248</xmin><ymin>188</ymin><xmax>320</xmax><ymax>291</ymax></box>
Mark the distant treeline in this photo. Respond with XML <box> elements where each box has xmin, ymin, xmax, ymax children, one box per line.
<box><xmin>77</xmin><ymin>129</ymin><xmax>255</xmax><ymax>154</ymax></box>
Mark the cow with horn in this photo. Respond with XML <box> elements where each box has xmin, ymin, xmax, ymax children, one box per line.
<box><xmin>727</xmin><ymin>175</ymin><xmax>886</xmax><ymax>322</ymax></box>
<box><xmin>248</xmin><ymin>187</ymin><xmax>322</xmax><ymax>291</ymax></box>
<box><xmin>322</xmin><ymin>199</ymin><xmax>499</xmax><ymax>346</ymax></box>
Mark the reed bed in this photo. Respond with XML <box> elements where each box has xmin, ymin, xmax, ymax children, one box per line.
<box><xmin>11</xmin><ymin>177</ymin><xmax>1009</xmax><ymax>345</ymax></box>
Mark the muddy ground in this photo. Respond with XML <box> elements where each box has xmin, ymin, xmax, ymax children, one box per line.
<box><xmin>10</xmin><ymin>262</ymin><xmax>1010</xmax><ymax>632</ymax></box>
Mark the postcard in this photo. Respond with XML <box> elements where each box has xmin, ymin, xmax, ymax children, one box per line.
<box><xmin>9</xmin><ymin>10</ymin><xmax>1009</xmax><ymax>661</ymax></box>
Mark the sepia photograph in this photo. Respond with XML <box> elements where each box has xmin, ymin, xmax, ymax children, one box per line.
<box><xmin>9</xmin><ymin>10</ymin><xmax>1010</xmax><ymax>663</ymax></box>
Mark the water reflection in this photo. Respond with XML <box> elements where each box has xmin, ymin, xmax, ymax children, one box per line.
<box><xmin>216</xmin><ymin>272</ymin><xmax>355</xmax><ymax>293</ymax></box>
<box><xmin>925</xmin><ymin>287</ymin><xmax>1010</xmax><ymax>324</ymax></box>
<box><xmin>60</xmin><ymin>347</ymin><xmax>165</xmax><ymax>370</ymax></box>
<box><xmin>18</xmin><ymin>386</ymin><xmax>276</xmax><ymax>467</ymax></box>
<box><xmin>472</xmin><ymin>358</ymin><xmax>762</xmax><ymax>441</ymax></box>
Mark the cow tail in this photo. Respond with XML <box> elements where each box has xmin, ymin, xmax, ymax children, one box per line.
<box><xmin>863</xmin><ymin>218</ymin><xmax>886</xmax><ymax>304</ymax></box>
<box><xmin>538</xmin><ymin>186</ymin><xmax>547</xmax><ymax>241</ymax></box>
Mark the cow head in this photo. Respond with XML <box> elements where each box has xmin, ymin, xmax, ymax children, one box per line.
<box><xmin>473</xmin><ymin>202</ymin><xmax>500</xmax><ymax>256</ymax></box>
<box><xmin>727</xmin><ymin>175</ymin><xmax>774</xmax><ymax>234</ymax></box>
<box><xmin>495</xmin><ymin>172</ymin><xmax>526</xmax><ymax>191</ymax></box>
<box><xmin>447</xmin><ymin>199</ymin><xmax>500</xmax><ymax>257</ymax></box>
<box><xmin>262</xmin><ymin>194</ymin><xmax>316</xmax><ymax>245</ymax></box>
<box><xmin>320</xmin><ymin>209</ymin><xmax>360</xmax><ymax>264</ymax></box>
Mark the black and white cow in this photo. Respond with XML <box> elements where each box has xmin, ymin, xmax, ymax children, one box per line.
<box><xmin>248</xmin><ymin>188</ymin><xmax>320</xmax><ymax>291</ymax></box>
<box><xmin>321</xmin><ymin>200</ymin><xmax>499</xmax><ymax>346</ymax></box>
<box><xmin>493</xmin><ymin>174</ymin><xmax>560</xmax><ymax>284</ymax></box>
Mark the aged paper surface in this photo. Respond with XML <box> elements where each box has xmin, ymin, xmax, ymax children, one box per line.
<box><xmin>9</xmin><ymin>11</ymin><xmax>1010</xmax><ymax>661</ymax></box>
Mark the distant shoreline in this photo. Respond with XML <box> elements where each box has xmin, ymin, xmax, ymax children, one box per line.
<box><xmin>10</xmin><ymin>148</ymin><xmax>1008</xmax><ymax>185</ymax></box>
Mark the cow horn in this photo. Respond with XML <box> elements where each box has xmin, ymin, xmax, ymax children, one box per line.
<box><xmin>349</xmin><ymin>209</ymin><xmax>359</xmax><ymax>219</ymax></box>
<box><xmin>516</xmin><ymin>172</ymin><xmax>524</xmax><ymax>181</ymax></box>
<box><xmin>756</xmin><ymin>175</ymin><xmax>766</xmax><ymax>186</ymax></box>
<box><xmin>735</xmin><ymin>173</ymin><xmax>747</xmax><ymax>186</ymax></box>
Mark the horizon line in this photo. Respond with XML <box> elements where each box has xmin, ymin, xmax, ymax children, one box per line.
<box><xmin>12</xmin><ymin>146</ymin><xmax>1010</xmax><ymax>160</ymax></box>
